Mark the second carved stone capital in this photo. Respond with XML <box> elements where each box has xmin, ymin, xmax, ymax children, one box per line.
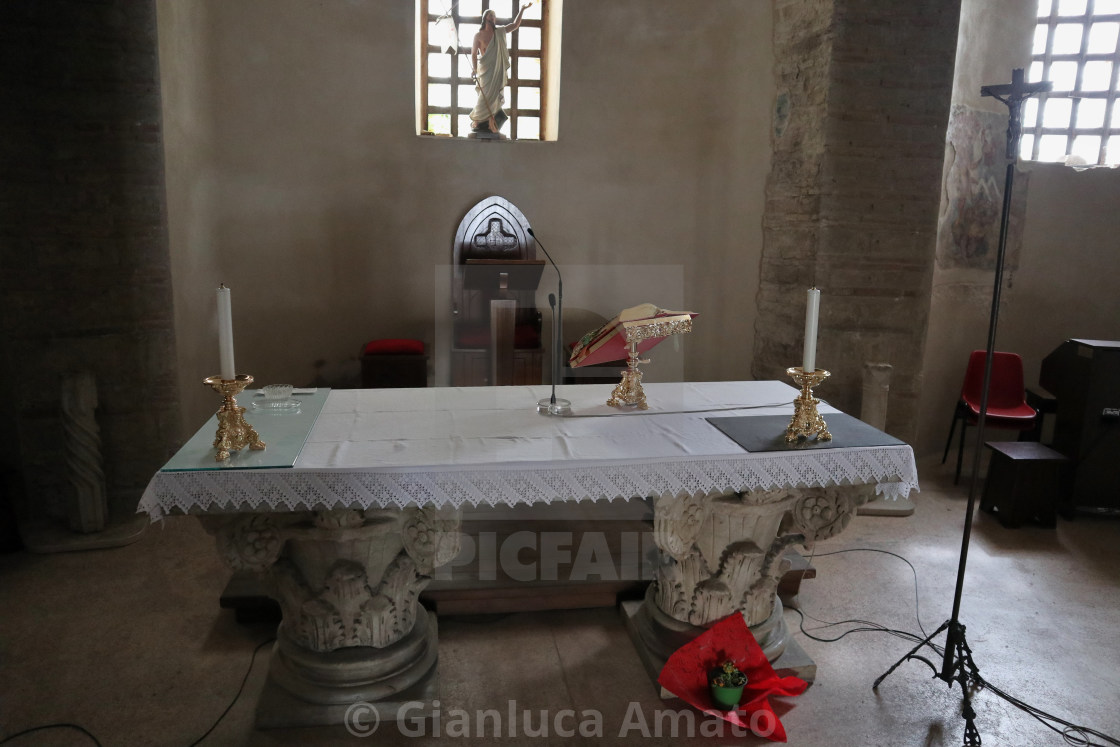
<box><xmin>650</xmin><ymin>485</ymin><xmax>871</xmax><ymax>629</ymax></box>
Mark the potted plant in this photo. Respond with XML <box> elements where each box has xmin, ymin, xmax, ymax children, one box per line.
<box><xmin>709</xmin><ymin>659</ymin><xmax>748</xmax><ymax>710</ymax></box>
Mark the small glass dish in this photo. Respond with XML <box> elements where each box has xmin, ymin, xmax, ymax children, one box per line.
<box><xmin>252</xmin><ymin>384</ymin><xmax>300</xmax><ymax>411</ymax></box>
<box><xmin>262</xmin><ymin>384</ymin><xmax>293</xmax><ymax>400</ymax></box>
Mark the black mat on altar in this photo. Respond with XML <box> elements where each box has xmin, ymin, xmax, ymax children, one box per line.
<box><xmin>707</xmin><ymin>413</ymin><xmax>904</xmax><ymax>453</ymax></box>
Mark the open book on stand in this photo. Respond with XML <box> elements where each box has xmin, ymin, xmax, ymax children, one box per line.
<box><xmin>569</xmin><ymin>303</ymin><xmax>698</xmax><ymax>368</ymax></box>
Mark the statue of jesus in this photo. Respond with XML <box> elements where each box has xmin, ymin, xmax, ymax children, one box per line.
<box><xmin>470</xmin><ymin>3</ymin><xmax>533</xmax><ymax>136</ymax></box>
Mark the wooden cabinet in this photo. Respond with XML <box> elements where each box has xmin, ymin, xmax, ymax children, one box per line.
<box><xmin>452</xmin><ymin>348</ymin><xmax>543</xmax><ymax>387</ymax></box>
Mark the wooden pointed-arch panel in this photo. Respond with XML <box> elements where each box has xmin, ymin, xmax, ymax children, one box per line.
<box><xmin>452</xmin><ymin>196</ymin><xmax>534</xmax><ymax>313</ymax></box>
<box><xmin>451</xmin><ymin>196</ymin><xmax>543</xmax><ymax>386</ymax></box>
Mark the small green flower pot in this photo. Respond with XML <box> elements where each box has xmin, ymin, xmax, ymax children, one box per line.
<box><xmin>709</xmin><ymin>682</ymin><xmax>745</xmax><ymax>710</ymax></box>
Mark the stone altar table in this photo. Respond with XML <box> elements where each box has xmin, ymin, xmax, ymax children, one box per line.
<box><xmin>138</xmin><ymin>381</ymin><xmax>918</xmax><ymax>726</ymax></box>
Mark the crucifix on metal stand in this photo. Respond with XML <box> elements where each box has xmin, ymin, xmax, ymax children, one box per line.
<box><xmin>872</xmin><ymin>68</ymin><xmax>1051</xmax><ymax>747</ymax></box>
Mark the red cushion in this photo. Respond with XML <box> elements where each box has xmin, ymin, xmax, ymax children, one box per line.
<box><xmin>963</xmin><ymin>400</ymin><xmax>1036</xmax><ymax>422</ymax></box>
<box><xmin>363</xmin><ymin>338</ymin><xmax>424</xmax><ymax>356</ymax></box>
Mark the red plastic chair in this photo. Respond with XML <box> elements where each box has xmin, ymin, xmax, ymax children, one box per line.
<box><xmin>941</xmin><ymin>351</ymin><xmax>1037</xmax><ymax>484</ymax></box>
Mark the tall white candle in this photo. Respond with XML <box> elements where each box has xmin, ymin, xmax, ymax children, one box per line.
<box><xmin>802</xmin><ymin>287</ymin><xmax>820</xmax><ymax>372</ymax></box>
<box><xmin>217</xmin><ymin>284</ymin><xmax>236</xmax><ymax>380</ymax></box>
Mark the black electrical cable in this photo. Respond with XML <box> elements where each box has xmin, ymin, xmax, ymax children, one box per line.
<box><xmin>808</xmin><ymin>547</ymin><xmax>928</xmax><ymax>637</ymax></box>
<box><xmin>796</xmin><ymin>547</ymin><xmax>1120</xmax><ymax>747</ymax></box>
<box><xmin>790</xmin><ymin>605</ymin><xmax>926</xmax><ymax>647</ymax></box>
<box><xmin>187</xmin><ymin>636</ymin><xmax>275</xmax><ymax>747</ymax></box>
<box><xmin>971</xmin><ymin>673</ymin><xmax>1120</xmax><ymax>747</ymax></box>
<box><xmin>0</xmin><ymin>724</ymin><xmax>102</xmax><ymax>746</ymax></box>
<box><xmin>0</xmin><ymin>636</ymin><xmax>276</xmax><ymax>747</ymax></box>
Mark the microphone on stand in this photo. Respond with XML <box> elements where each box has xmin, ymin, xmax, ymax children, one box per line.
<box><xmin>547</xmin><ymin>293</ymin><xmax>558</xmax><ymax>405</ymax></box>
<box><xmin>529</xmin><ymin>226</ymin><xmax>571</xmax><ymax>416</ymax></box>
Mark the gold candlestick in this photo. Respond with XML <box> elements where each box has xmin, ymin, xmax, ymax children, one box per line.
<box><xmin>786</xmin><ymin>367</ymin><xmax>832</xmax><ymax>442</ymax></box>
<box><xmin>607</xmin><ymin>340</ymin><xmax>650</xmax><ymax>410</ymax></box>
<box><xmin>204</xmin><ymin>374</ymin><xmax>267</xmax><ymax>461</ymax></box>
<box><xmin>603</xmin><ymin>314</ymin><xmax>694</xmax><ymax>410</ymax></box>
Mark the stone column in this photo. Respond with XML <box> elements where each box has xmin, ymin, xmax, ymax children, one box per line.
<box><xmin>204</xmin><ymin>506</ymin><xmax>462</xmax><ymax>728</ymax></box>
<box><xmin>626</xmin><ymin>484</ymin><xmax>875</xmax><ymax>683</ymax></box>
<box><xmin>0</xmin><ymin>1</ymin><xmax>180</xmax><ymax>534</ymax></box>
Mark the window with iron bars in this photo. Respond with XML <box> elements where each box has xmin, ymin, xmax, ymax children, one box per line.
<box><xmin>1025</xmin><ymin>0</ymin><xmax>1120</xmax><ymax>165</ymax></box>
<box><xmin>419</xmin><ymin>0</ymin><xmax>551</xmax><ymax>140</ymax></box>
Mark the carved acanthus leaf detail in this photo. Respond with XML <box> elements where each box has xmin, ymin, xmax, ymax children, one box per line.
<box><xmin>270</xmin><ymin>552</ymin><xmax>430</xmax><ymax>652</ymax></box>
<box><xmin>654</xmin><ymin>493</ymin><xmax>710</xmax><ymax>561</ymax></box>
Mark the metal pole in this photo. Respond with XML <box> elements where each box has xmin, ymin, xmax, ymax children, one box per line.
<box><xmin>941</xmin><ymin>67</ymin><xmax>1050</xmax><ymax>678</ymax></box>
<box><xmin>941</xmin><ymin>156</ymin><xmax>1016</xmax><ymax>676</ymax></box>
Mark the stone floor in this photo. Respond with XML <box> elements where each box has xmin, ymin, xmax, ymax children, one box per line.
<box><xmin>2</xmin><ymin>454</ymin><xmax>1119</xmax><ymax>747</ymax></box>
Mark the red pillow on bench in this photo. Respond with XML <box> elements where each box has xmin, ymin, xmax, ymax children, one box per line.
<box><xmin>362</xmin><ymin>338</ymin><xmax>425</xmax><ymax>356</ymax></box>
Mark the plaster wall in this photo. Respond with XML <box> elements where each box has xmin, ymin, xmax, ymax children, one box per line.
<box><xmin>917</xmin><ymin>0</ymin><xmax>1120</xmax><ymax>457</ymax></box>
<box><xmin>1001</xmin><ymin>164</ymin><xmax>1120</xmax><ymax>387</ymax></box>
<box><xmin>157</xmin><ymin>0</ymin><xmax>774</xmax><ymax>439</ymax></box>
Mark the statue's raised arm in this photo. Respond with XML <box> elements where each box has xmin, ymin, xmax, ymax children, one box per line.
<box><xmin>503</xmin><ymin>2</ymin><xmax>533</xmax><ymax>33</ymax></box>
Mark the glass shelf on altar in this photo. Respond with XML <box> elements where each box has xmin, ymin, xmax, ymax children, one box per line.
<box><xmin>160</xmin><ymin>388</ymin><xmax>330</xmax><ymax>472</ymax></box>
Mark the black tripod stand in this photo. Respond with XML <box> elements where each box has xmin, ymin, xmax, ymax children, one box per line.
<box><xmin>872</xmin><ymin>69</ymin><xmax>1052</xmax><ymax>747</ymax></box>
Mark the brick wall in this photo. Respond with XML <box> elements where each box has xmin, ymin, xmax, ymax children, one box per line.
<box><xmin>754</xmin><ymin>0</ymin><xmax>961</xmax><ymax>443</ymax></box>
<box><xmin>0</xmin><ymin>1</ymin><xmax>180</xmax><ymax>523</ymax></box>
<box><xmin>755</xmin><ymin>0</ymin><xmax>834</xmax><ymax>383</ymax></box>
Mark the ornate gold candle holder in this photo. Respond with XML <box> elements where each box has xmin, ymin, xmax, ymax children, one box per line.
<box><xmin>786</xmin><ymin>367</ymin><xmax>832</xmax><ymax>442</ymax></box>
<box><xmin>605</xmin><ymin>314</ymin><xmax>694</xmax><ymax>411</ymax></box>
<box><xmin>204</xmin><ymin>374</ymin><xmax>267</xmax><ymax>461</ymax></box>
<box><xmin>607</xmin><ymin>340</ymin><xmax>650</xmax><ymax>410</ymax></box>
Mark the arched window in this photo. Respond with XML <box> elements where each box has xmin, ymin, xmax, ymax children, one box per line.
<box><xmin>417</xmin><ymin>0</ymin><xmax>560</xmax><ymax>141</ymax></box>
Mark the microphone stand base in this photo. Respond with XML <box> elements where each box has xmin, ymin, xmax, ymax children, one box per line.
<box><xmin>537</xmin><ymin>397</ymin><xmax>572</xmax><ymax>416</ymax></box>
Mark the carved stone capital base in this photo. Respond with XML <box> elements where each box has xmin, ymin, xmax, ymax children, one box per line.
<box><xmin>199</xmin><ymin>507</ymin><xmax>461</xmax><ymax>727</ymax></box>
<box><xmin>626</xmin><ymin>484</ymin><xmax>875</xmax><ymax>691</ymax></box>
<box><xmin>268</xmin><ymin>608</ymin><xmax>438</xmax><ymax>706</ymax></box>
<box><xmin>651</xmin><ymin>485</ymin><xmax>874</xmax><ymax>629</ymax></box>
<box><xmin>621</xmin><ymin>598</ymin><xmax>817</xmax><ymax>696</ymax></box>
<box><xmin>632</xmin><ymin>583</ymin><xmax>789</xmax><ymax>666</ymax></box>
<box><xmin>257</xmin><ymin>612</ymin><xmax>441</xmax><ymax>729</ymax></box>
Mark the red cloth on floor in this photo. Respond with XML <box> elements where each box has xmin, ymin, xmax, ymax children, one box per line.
<box><xmin>657</xmin><ymin>613</ymin><xmax>808</xmax><ymax>742</ymax></box>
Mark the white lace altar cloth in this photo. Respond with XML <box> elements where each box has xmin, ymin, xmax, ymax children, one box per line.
<box><xmin>138</xmin><ymin>381</ymin><xmax>919</xmax><ymax>520</ymax></box>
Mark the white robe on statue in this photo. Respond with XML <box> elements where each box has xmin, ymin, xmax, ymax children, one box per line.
<box><xmin>471</xmin><ymin>29</ymin><xmax>509</xmax><ymax>127</ymax></box>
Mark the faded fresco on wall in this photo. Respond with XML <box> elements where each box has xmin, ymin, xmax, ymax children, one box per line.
<box><xmin>938</xmin><ymin>105</ymin><xmax>1030</xmax><ymax>270</ymax></box>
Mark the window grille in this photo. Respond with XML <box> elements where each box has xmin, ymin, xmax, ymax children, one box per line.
<box><xmin>419</xmin><ymin>0</ymin><xmax>550</xmax><ymax>140</ymax></box>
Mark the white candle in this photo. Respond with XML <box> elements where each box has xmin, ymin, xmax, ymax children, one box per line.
<box><xmin>217</xmin><ymin>284</ymin><xmax>236</xmax><ymax>380</ymax></box>
<box><xmin>802</xmin><ymin>287</ymin><xmax>820</xmax><ymax>372</ymax></box>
